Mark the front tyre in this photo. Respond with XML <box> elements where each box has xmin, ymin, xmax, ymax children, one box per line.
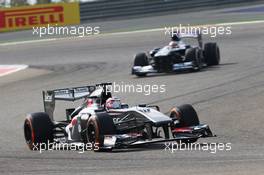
<box><xmin>134</xmin><ymin>52</ymin><xmax>149</xmax><ymax>66</ymax></box>
<box><xmin>133</xmin><ymin>52</ymin><xmax>149</xmax><ymax>77</ymax></box>
<box><xmin>86</xmin><ymin>113</ymin><xmax>116</xmax><ymax>152</ymax></box>
<box><xmin>176</xmin><ymin>104</ymin><xmax>200</xmax><ymax>127</ymax></box>
<box><xmin>185</xmin><ymin>48</ymin><xmax>201</xmax><ymax>71</ymax></box>
<box><xmin>170</xmin><ymin>104</ymin><xmax>200</xmax><ymax>143</ymax></box>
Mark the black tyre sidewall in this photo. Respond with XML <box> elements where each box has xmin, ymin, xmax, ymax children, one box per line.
<box><xmin>185</xmin><ymin>48</ymin><xmax>196</xmax><ymax>61</ymax></box>
<box><xmin>87</xmin><ymin>113</ymin><xmax>116</xmax><ymax>151</ymax></box>
<box><xmin>24</xmin><ymin>112</ymin><xmax>54</xmax><ymax>150</ymax></box>
<box><xmin>185</xmin><ymin>48</ymin><xmax>201</xmax><ymax>70</ymax></box>
<box><xmin>204</xmin><ymin>43</ymin><xmax>220</xmax><ymax>66</ymax></box>
<box><xmin>134</xmin><ymin>53</ymin><xmax>149</xmax><ymax>66</ymax></box>
<box><xmin>177</xmin><ymin>104</ymin><xmax>200</xmax><ymax>127</ymax></box>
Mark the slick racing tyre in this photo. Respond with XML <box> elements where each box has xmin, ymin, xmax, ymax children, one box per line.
<box><xmin>170</xmin><ymin>104</ymin><xmax>200</xmax><ymax>127</ymax></box>
<box><xmin>170</xmin><ymin>104</ymin><xmax>200</xmax><ymax>143</ymax></box>
<box><xmin>133</xmin><ymin>53</ymin><xmax>149</xmax><ymax>77</ymax></box>
<box><xmin>86</xmin><ymin>113</ymin><xmax>116</xmax><ymax>151</ymax></box>
<box><xmin>134</xmin><ymin>52</ymin><xmax>149</xmax><ymax>67</ymax></box>
<box><xmin>204</xmin><ymin>42</ymin><xmax>220</xmax><ymax>66</ymax></box>
<box><xmin>24</xmin><ymin>112</ymin><xmax>54</xmax><ymax>150</ymax></box>
<box><xmin>185</xmin><ymin>48</ymin><xmax>201</xmax><ymax>71</ymax></box>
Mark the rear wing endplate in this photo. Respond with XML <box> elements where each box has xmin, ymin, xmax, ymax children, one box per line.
<box><xmin>42</xmin><ymin>86</ymin><xmax>96</xmax><ymax>120</ymax></box>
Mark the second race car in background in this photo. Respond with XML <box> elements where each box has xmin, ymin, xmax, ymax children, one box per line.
<box><xmin>132</xmin><ymin>33</ymin><xmax>220</xmax><ymax>77</ymax></box>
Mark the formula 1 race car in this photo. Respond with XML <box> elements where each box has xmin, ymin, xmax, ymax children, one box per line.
<box><xmin>24</xmin><ymin>83</ymin><xmax>214</xmax><ymax>152</ymax></box>
<box><xmin>131</xmin><ymin>33</ymin><xmax>220</xmax><ymax>77</ymax></box>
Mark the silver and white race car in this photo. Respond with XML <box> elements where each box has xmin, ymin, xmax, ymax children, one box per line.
<box><xmin>132</xmin><ymin>33</ymin><xmax>220</xmax><ymax>77</ymax></box>
<box><xmin>24</xmin><ymin>83</ymin><xmax>214</xmax><ymax>151</ymax></box>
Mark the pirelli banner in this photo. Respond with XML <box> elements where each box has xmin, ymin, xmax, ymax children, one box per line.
<box><xmin>0</xmin><ymin>3</ymin><xmax>80</xmax><ymax>32</ymax></box>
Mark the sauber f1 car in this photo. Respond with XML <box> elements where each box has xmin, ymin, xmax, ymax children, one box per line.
<box><xmin>24</xmin><ymin>83</ymin><xmax>214</xmax><ymax>151</ymax></box>
<box><xmin>131</xmin><ymin>33</ymin><xmax>220</xmax><ymax>77</ymax></box>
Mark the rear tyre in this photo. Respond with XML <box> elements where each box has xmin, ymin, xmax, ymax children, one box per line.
<box><xmin>133</xmin><ymin>53</ymin><xmax>149</xmax><ymax>77</ymax></box>
<box><xmin>204</xmin><ymin>43</ymin><xmax>220</xmax><ymax>66</ymax></box>
<box><xmin>24</xmin><ymin>112</ymin><xmax>54</xmax><ymax>150</ymax></box>
<box><xmin>86</xmin><ymin>113</ymin><xmax>116</xmax><ymax>152</ymax></box>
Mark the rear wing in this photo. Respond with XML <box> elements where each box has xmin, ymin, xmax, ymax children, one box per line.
<box><xmin>42</xmin><ymin>86</ymin><xmax>96</xmax><ymax>120</ymax></box>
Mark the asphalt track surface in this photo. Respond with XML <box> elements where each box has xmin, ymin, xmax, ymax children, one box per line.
<box><xmin>1</xmin><ymin>5</ymin><xmax>264</xmax><ymax>175</ymax></box>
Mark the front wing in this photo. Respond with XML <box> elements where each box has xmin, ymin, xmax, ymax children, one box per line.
<box><xmin>132</xmin><ymin>62</ymin><xmax>196</xmax><ymax>75</ymax></box>
<box><xmin>102</xmin><ymin>124</ymin><xmax>215</xmax><ymax>149</ymax></box>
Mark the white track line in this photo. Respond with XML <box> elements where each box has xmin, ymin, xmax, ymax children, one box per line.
<box><xmin>0</xmin><ymin>65</ymin><xmax>28</xmax><ymax>77</ymax></box>
<box><xmin>0</xmin><ymin>38</ymin><xmax>57</xmax><ymax>46</ymax></box>
<box><xmin>1</xmin><ymin>19</ymin><xmax>264</xmax><ymax>46</ymax></box>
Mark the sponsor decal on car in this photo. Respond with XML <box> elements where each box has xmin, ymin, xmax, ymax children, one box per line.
<box><xmin>0</xmin><ymin>3</ymin><xmax>80</xmax><ymax>32</ymax></box>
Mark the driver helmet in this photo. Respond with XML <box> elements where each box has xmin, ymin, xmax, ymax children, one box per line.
<box><xmin>169</xmin><ymin>41</ymin><xmax>178</xmax><ymax>48</ymax></box>
<box><xmin>171</xmin><ymin>33</ymin><xmax>181</xmax><ymax>42</ymax></box>
<box><xmin>105</xmin><ymin>97</ymin><xmax>122</xmax><ymax>109</ymax></box>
